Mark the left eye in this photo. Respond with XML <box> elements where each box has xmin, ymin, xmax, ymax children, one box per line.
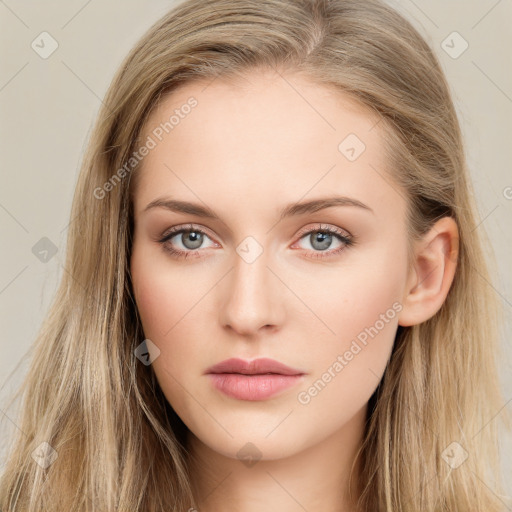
<box><xmin>295</xmin><ymin>230</ymin><xmax>346</xmax><ymax>251</ymax></box>
<box><xmin>291</xmin><ymin>225</ymin><xmax>354</xmax><ymax>258</ymax></box>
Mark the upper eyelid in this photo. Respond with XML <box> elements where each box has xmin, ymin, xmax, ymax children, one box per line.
<box><xmin>162</xmin><ymin>223</ymin><xmax>213</xmax><ymax>237</ymax></box>
<box><xmin>295</xmin><ymin>223</ymin><xmax>351</xmax><ymax>238</ymax></box>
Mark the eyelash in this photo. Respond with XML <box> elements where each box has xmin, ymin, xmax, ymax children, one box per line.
<box><xmin>157</xmin><ymin>223</ymin><xmax>355</xmax><ymax>260</ymax></box>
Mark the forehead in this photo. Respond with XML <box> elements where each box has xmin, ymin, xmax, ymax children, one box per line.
<box><xmin>141</xmin><ymin>69</ymin><xmax>379</xmax><ymax>152</ymax></box>
<box><xmin>133</xmin><ymin>69</ymin><xmax>403</xmax><ymax>221</ymax></box>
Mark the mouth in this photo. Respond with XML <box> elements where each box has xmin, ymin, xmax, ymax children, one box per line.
<box><xmin>205</xmin><ymin>357</ymin><xmax>306</xmax><ymax>401</ymax></box>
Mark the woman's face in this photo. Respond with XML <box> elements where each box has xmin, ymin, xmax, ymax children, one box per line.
<box><xmin>130</xmin><ymin>69</ymin><xmax>412</xmax><ymax>461</ymax></box>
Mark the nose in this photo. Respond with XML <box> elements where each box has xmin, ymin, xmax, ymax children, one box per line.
<box><xmin>219</xmin><ymin>246</ymin><xmax>283</xmax><ymax>336</ymax></box>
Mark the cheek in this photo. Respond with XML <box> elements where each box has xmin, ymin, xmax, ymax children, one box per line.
<box><xmin>292</xmin><ymin>291</ymin><xmax>401</xmax><ymax>445</ymax></box>
<box><xmin>130</xmin><ymin>242</ymin><xmax>206</xmax><ymax>340</ymax></box>
<box><xmin>130</xmin><ymin>243</ymin><xmax>212</xmax><ymax>412</ymax></box>
<box><xmin>292</xmin><ymin>236</ymin><xmax>406</xmax><ymax>361</ymax></box>
<box><xmin>294</xmin><ymin>238</ymin><xmax>407</xmax><ymax>407</ymax></box>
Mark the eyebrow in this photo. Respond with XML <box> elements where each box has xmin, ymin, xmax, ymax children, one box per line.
<box><xmin>143</xmin><ymin>195</ymin><xmax>374</xmax><ymax>220</ymax></box>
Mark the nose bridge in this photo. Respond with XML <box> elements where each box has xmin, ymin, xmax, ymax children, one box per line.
<box><xmin>220</xmin><ymin>239</ymin><xmax>279</xmax><ymax>334</ymax></box>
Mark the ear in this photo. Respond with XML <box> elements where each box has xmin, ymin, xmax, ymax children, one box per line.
<box><xmin>398</xmin><ymin>216</ymin><xmax>459</xmax><ymax>327</ymax></box>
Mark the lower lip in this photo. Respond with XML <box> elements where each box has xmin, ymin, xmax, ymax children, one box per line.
<box><xmin>207</xmin><ymin>373</ymin><xmax>304</xmax><ymax>401</ymax></box>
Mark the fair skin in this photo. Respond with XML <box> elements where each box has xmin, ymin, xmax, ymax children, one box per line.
<box><xmin>130</xmin><ymin>68</ymin><xmax>458</xmax><ymax>511</ymax></box>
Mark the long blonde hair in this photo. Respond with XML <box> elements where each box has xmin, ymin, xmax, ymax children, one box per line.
<box><xmin>1</xmin><ymin>0</ymin><xmax>509</xmax><ymax>510</ymax></box>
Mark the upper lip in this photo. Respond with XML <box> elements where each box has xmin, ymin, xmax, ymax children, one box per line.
<box><xmin>205</xmin><ymin>357</ymin><xmax>305</xmax><ymax>376</ymax></box>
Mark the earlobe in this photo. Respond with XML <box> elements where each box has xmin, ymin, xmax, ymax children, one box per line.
<box><xmin>398</xmin><ymin>216</ymin><xmax>459</xmax><ymax>327</ymax></box>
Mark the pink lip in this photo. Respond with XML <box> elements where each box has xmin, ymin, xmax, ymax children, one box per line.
<box><xmin>205</xmin><ymin>357</ymin><xmax>306</xmax><ymax>401</ymax></box>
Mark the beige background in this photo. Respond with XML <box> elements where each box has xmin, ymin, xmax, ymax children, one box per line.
<box><xmin>1</xmin><ymin>0</ymin><xmax>511</xmax><ymax>497</ymax></box>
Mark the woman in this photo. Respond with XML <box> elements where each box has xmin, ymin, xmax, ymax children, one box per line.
<box><xmin>1</xmin><ymin>0</ymin><xmax>509</xmax><ymax>510</ymax></box>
